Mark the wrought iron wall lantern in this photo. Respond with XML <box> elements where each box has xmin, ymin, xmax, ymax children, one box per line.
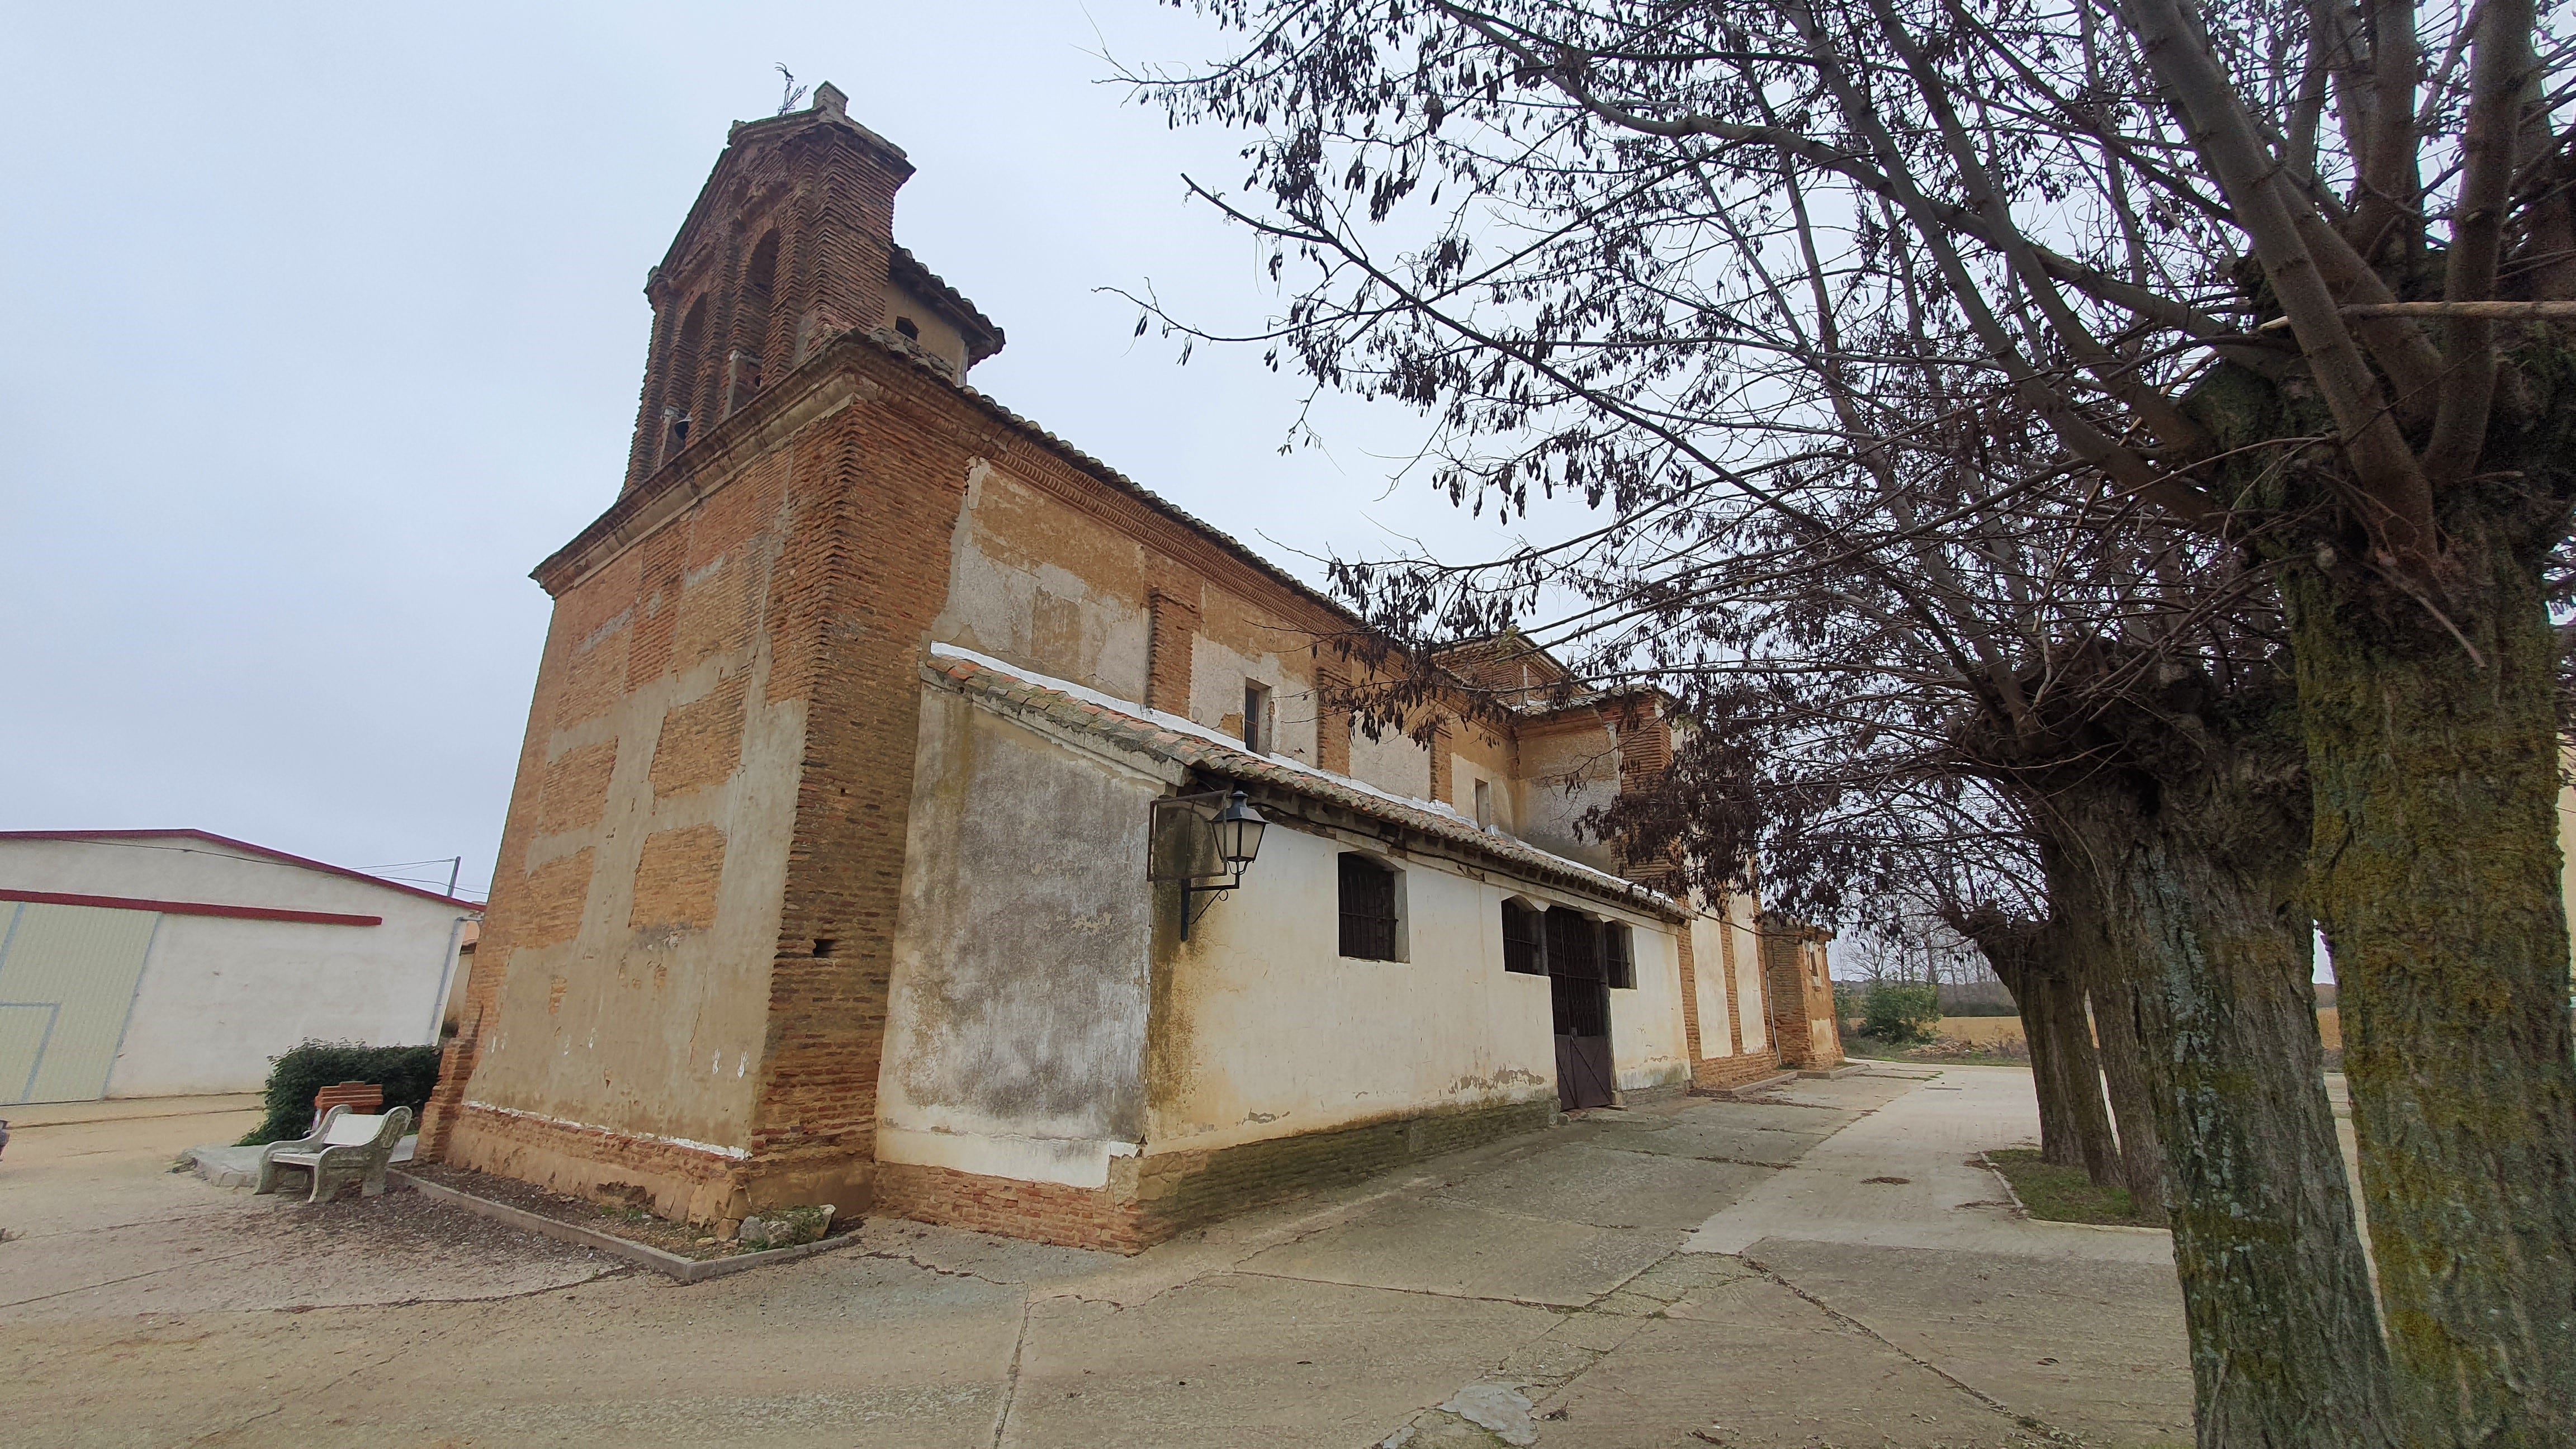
<box><xmin>1147</xmin><ymin>787</ymin><xmax>1268</xmax><ymax>939</ymax></box>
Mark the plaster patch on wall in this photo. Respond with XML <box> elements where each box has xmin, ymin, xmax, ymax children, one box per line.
<box><xmin>878</xmin><ymin>689</ymin><xmax>1158</xmax><ymax>1167</ymax></box>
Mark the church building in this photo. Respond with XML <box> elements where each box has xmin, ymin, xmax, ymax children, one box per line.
<box><xmin>420</xmin><ymin>86</ymin><xmax>1820</xmax><ymax>1252</ymax></box>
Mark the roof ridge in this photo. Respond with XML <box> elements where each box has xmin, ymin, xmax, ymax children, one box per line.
<box><xmin>0</xmin><ymin>829</ymin><xmax>485</xmax><ymax>912</ymax></box>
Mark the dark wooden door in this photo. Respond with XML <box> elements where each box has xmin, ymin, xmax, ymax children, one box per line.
<box><xmin>1546</xmin><ymin>908</ymin><xmax>1615</xmax><ymax>1110</ymax></box>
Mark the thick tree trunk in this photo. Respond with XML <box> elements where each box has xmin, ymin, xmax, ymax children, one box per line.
<box><xmin>1997</xmin><ymin>956</ymin><xmax>2080</xmax><ymax>1164</ymax></box>
<box><xmin>2042</xmin><ymin>677</ymin><xmax>2396</xmax><ymax>1446</ymax></box>
<box><xmin>2284</xmin><ymin>547</ymin><xmax>2576</xmax><ymax>1445</ymax></box>
<box><xmin>2111</xmin><ymin>815</ymin><xmax>2391</xmax><ymax>1447</ymax></box>
<box><xmin>2039</xmin><ymin>961</ymin><xmax>2120</xmax><ymax>1187</ymax></box>
<box><xmin>1976</xmin><ymin>917</ymin><xmax>2124</xmax><ymax>1188</ymax></box>
<box><xmin>2058</xmin><ymin>852</ymin><xmax>2170</xmax><ymax>1220</ymax></box>
<box><xmin>2090</xmin><ymin>971</ymin><xmax>2170</xmax><ymax>1221</ymax></box>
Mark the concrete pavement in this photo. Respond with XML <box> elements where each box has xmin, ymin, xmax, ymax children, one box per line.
<box><xmin>0</xmin><ymin>1073</ymin><xmax>2193</xmax><ymax>1448</ymax></box>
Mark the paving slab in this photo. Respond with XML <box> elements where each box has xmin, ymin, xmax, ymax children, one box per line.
<box><xmin>1005</xmin><ymin>1271</ymin><xmax>1556</xmax><ymax>1448</ymax></box>
<box><xmin>1531</xmin><ymin>1275</ymin><xmax>2045</xmax><ymax>1448</ymax></box>
<box><xmin>1576</xmin><ymin>1114</ymin><xmax>1840</xmax><ymax>1167</ymax></box>
<box><xmin>1688</xmin><ymin>1066</ymin><xmax>2175</xmax><ymax>1265</ymax></box>
<box><xmin>1746</xmin><ymin>1239</ymin><xmax>2191</xmax><ymax>1447</ymax></box>
<box><xmin>1737</xmin><ymin>1071</ymin><xmax>1929</xmax><ymax>1112</ymax></box>
<box><xmin>1433</xmin><ymin>1142</ymin><xmax>1779</xmax><ymax>1229</ymax></box>
<box><xmin>0</xmin><ymin>1064</ymin><xmax>2203</xmax><ymax>1448</ymax></box>
<box><xmin>1237</xmin><ymin>1194</ymin><xmax>1682</xmax><ymax>1307</ymax></box>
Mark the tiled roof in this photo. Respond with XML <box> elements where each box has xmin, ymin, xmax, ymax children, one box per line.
<box><xmin>889</xmin><ymin>246</ymin><xmax>1004</xmax><ymax>363</ymax></box>
<box><xmin>922</xmin><ymin>645</ymin><xmax>1685</xmax><ymax>920</ymax></box>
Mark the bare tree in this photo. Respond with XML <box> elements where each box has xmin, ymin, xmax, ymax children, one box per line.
<box><xmin>1128</xmin><ymin>1</ymin><xmax>2574</xmax><ymax>1438</ymax></box>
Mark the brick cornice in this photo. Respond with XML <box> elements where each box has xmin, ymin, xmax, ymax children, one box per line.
<box><xmin>536</xmin><ymin>364</ymin><xmax>866</xmax><ymax>596</ymax></box>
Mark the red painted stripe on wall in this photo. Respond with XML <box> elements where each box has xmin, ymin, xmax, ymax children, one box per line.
<box><xmin>0</xmin><ymin>889</ymin><xmax>383</xmax><ymax>927</ymax></box>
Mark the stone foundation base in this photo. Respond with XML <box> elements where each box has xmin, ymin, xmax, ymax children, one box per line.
<box><xmin>1690</xmin><ymin>1048</ymin><xmax>1787</xmax><ymax>1092</ymax></box>
<box><xmin>435</xmin><ymin>1101</ymin><xmax>878</xmax><ymax>1229</ymax></box>
<box><xmin>440</xmin><ymin>1103</ymin><xmax>749</xmax><ymax>1226</ymax></box>
<box><xmin>876</xmin><ymin>1097</ymin><xmax>1558</xmax><ymax>1254</ymax></box>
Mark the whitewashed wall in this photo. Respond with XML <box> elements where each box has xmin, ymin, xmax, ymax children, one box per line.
<box><xmin>1150</xmin><ymin>818</ymin><xmax>1690</xmax><ymax>1156</ymax></box>
<box><xmin>1729</xmin><ymin>893</ymin><xmax>1769</xmax><ymax>1052</ymax></box>
<box><xmin>0</xmin><ymin>836</ymin><xmax>470</xmax><ymax>1098</ymax></box>
<box><xmin>1689</xmin><ymin>913</ymin><xmax>1737</xmax><ymax>1058</ymax></box>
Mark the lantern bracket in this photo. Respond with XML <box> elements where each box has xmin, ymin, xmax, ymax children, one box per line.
<box><xmin>1149</xmin><ymin>787</ymin><xmax>1267</xmax><ymax>940</ymax></box>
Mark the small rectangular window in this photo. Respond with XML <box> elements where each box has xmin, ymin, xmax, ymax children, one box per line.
<box><xmin>1339</xmin><ymin>853</ymin><xmax>1400</xmax><ymax>960</ymax></box>
<box><xmin>1243</xmin><ymin>680</ymin><xmax>1273</xmax><ymax>755</ymax></box>
<box><xmin>1604</xmin><ymin>924</ymin><xmax>1636</xmax><ymax>989</ymax></box>
<box><xmin>1502</xmin><ymin>900</ymin><xmax>1546</xmax><ymax>974</ymax></box>
<box><xmin>1474</xmin><ymin>778</ymin><xmax>1493</xmax><ymax>829</ymax></box>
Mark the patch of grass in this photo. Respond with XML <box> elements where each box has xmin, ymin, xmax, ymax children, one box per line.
<box><xmin>1984</xmin><ymin>1148</ymin><xmax>2161</xmax><ymax>1227</ymax></box>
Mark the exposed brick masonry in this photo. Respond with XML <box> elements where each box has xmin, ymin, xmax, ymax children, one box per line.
<box><xmin>874</xmin><ymin>1098</ymin><xmax>1554</xmax><ymax>1254</ymax></box>
<box><xmin>1145</xmin><ymin>586</ymin><xmax>1201</xmax><ymax>714</ymax></box>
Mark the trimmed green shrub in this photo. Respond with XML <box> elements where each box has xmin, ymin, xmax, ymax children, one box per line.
<box><xmin>236</xmin><ymin>1040</ymin><xmax>442</xmax><ymax>1145</ymax></box>
<box><xmin>1859</xmin><ymin>983</ymin><xmax>1943</xmax><ymax>1044</ymax></box>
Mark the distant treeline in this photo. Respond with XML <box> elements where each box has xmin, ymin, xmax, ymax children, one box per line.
<box><xmin>1836</xmin><ymin>977</ymin><xmax>2337</xmax><ymax>1016</ymax></box>
<box><xmin>1830</xmin><ymin>978</ymin><xmax>2016</xmax><ymax>1017</ymax></box>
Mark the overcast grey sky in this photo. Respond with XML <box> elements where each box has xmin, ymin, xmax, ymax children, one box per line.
<box><xmin>0</xmin><ymin>3</ymin><xmax>1530</xmax><ymax>898</ymax></box>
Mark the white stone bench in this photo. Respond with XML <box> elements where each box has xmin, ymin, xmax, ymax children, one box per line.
<box><xmin>255</xmin><ymin>1104</ymin><xmax>412</xmax><ymax>1204</ymax></box>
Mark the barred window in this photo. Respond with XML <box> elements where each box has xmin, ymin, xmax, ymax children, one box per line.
<box><xmin>1502</xmin><ymin>899</ymin><xmax>1546</xmax><ymax>974</ymax></box>
<box><xmin>1338</xmin><ymin>853</ymin><xmax>1400</xmax><ymax>960</ymax></box>
<box><xmin>1604</xmin><ymin>923</ymin><xmax>1636</xmax><ymax>989</ymax></box>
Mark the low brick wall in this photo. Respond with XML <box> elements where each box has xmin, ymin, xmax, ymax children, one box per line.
<box><xmin>1131</xmin><ymin>1097</ymin><xmax>1557</xmax><ymax>1244</ymax></box>
<box><xmin>873</xmin><ymin>1161</ymin><xmax>1145</xmax><ymax>1252</ymax></box>
<box><xmin>441</xmin><ymin>1102</ymin><xmax>750</xmax><ymax>1228</ymax></box>
<box><xmin>1690</xmin><ymin>1048</ymin><xmax>1786</xmax><ymax>1092</ymax></box>
<box><xmin>875</xmin><ymin>1097</ymin><xmax>1558</xmax><ymax>1254</ymax></box>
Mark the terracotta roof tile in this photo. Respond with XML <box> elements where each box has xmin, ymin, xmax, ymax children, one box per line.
<box><xmin>921</xmin><ymin>648</ymin><xmax>1684</xmax><ymax>921</ymax></box>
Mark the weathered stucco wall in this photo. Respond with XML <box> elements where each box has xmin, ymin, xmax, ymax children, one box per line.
<box><xmin>1728</xmin><ymin>893</ymin><xmax>1769</xmax><ymax>1052</ymax></box>
<box><xmin>1347</xmin><ymin>719</ymin><xmax>1435</xmax><ymax>802</ymax></box>
<box><xmin>1189</xmin><ymin>589</ymin><xmax>1321</xmax><ymax>766</ymax></box>
<box><xmin>935</xmin><ymin>462</ymin><xmax>1339</xmax><ymax>770</ymax></box>
<box><xmin>460</xmin><ymin>447</ymin><xmax>805</xmax><ymax>1156</ymax></box>
<box><xmin>936</xmin><ymin>461</ymin><xmax>1156</xmax><ymax>703</ymax></box>
<box><xmin>884</xmin><ymin>282</ymin><xmax>970</xmax><ymax>375</ymax></box>
<box><xmin>1609</xmin><ymin>924</ymin><xmax>1690</xmax><ymax>1092</ymax></box>
<box><xmin>1689</xmin><ymin>913</ymin><xmax>1737</xmax><ymax>1058</ymax></box>
<box><xmin>1145</xmin><ymin>814</ymin><xmax>1687</xmax><ymax>1152</ymax></box>
<box><xmin>1518</xmin><ymin>726</ymin><xmax>1622</xmax><ymax>870</ymax></box>
<box><xmin>1146</xmin><ymin>819</ymin><xmax>1560</xmax><ymax>1156</ymax></box>
<box><xmin>877</xmin><ymin>688</ymin><xmax>1163</xmax><ymax>1188</ymax></box>
<box><xmin>1450</xmin><ymin>752</ymin><xmax>1514</xmax><ymax>832</ymax></box>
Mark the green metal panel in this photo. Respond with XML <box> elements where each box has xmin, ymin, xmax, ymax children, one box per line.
<box><xmin>0</xmin><ymin>902</ymin><xmax>159</xmax><ymax>1104</ymax></box>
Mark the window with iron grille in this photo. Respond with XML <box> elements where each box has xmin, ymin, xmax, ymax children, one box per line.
<box><xmin>1603</xmin><ymin>923</ymin><xmax>1636</xmax><ymax>989</ymax></box>
<box><xmin>1502</xmin><ymin>900</ymin><xmax>1546</xmax><ymax>974</ymax></box>
<box><xmin>1338</xmin><ymin>853</ymin><xmax>1400</xmax><ymax>960</ymax></box>
<box><xmin>1546</xmin><ymin>908</ymin><xmax>1603</xmax><ymax>981</ymax></box>
<box><xmin>1545</xmin><ymin>907</ymin><xmax>1611</xmax><ymax>1037</ymax></box>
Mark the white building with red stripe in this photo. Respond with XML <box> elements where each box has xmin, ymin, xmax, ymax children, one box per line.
<box><xmin>0</xmin><ymin>831</ymin><xmax>481</xmax><ymax>1102</ymax></box>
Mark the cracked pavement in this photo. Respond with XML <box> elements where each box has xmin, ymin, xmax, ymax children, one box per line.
<box><xmin>0</xmin><ymin>1069</ymin><xmax>2190</xmax><ymax>1447</ymax></box>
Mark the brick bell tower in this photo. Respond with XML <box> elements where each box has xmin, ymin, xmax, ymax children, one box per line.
<box><xmin>622</xmin><ymin>82</ymin><xmax>1002</xmax><ymax>491</ymax></box>
<box><xmin>422</xmin><ymin>87</ymin><xmax>1004</xmax><ymax>1231</ymax></box>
